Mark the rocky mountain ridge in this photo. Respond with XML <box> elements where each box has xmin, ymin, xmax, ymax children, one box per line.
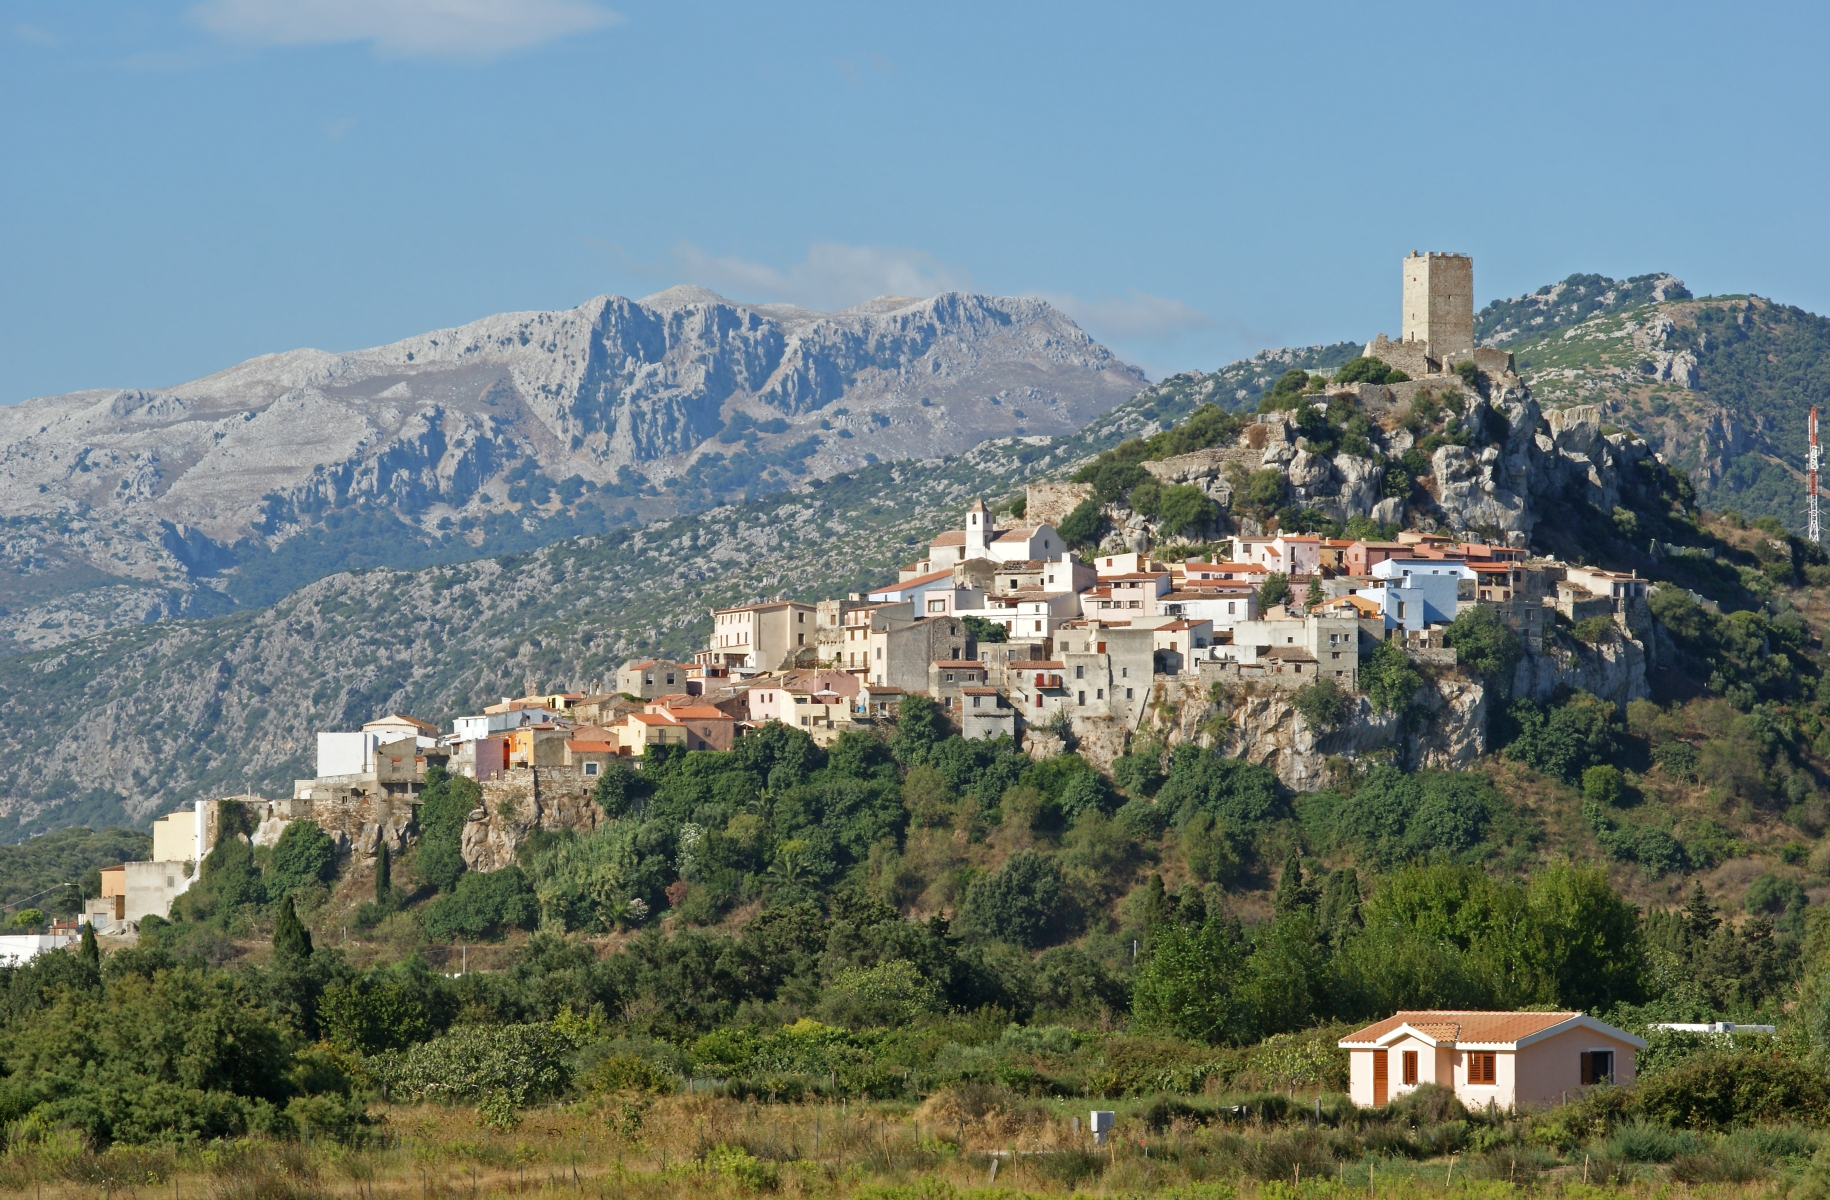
<box><xmin>0</xmin><ymin>289</ymin><xmax>1143</xmax><ymax>653</ymax></box>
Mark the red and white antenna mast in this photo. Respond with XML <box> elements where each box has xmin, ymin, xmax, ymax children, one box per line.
<box><xmin>1811</xmin><ymin>406</ymin><xmax>1822</xmax><ymax>544</ymax></box>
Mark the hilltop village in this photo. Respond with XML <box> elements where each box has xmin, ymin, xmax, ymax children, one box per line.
<box><xmin>84</xmin><ymin>252</ymin><xmax>1671</xmax><ymax>932</ymax></box>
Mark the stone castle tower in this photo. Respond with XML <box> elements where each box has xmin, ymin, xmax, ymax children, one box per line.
<box><xmin>1400</xmin><ymin>251</ymin><xmax>1474</xmax><ymax>360</ymax></box>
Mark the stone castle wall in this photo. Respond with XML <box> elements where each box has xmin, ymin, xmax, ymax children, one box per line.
<box><xmin>1025</xmin><ymin>482</ymin><xmax>1093</xmax><ymax>527</ymax></box>
<box><xmin>1402</xmin><ymin>251</ymin><xmax>1474</xmax><ymax>360</ymax></box>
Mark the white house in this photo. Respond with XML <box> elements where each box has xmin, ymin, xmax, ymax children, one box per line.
<box><xmin>1340</xmin><ymin>1010</ymin><xmax>1644</xmax><ymax>1111</ymax></box>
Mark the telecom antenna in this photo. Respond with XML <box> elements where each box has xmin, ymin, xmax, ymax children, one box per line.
<box><xmin>1811</xmin><ymin>406</ymin><xmax>1822</xmax><ymax>545</ymax></box>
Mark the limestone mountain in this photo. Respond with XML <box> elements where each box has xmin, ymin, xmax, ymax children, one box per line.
<box><xmin>0</xmin><ymin>289</ymin><xmax>1144</xmax><ymax>654</ymax></box>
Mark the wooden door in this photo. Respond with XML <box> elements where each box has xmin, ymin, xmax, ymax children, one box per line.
<box><xmin>1372</xmin><ymin>1049</ymin><xmax>1388</xmax><ymax>1105</ymax></box>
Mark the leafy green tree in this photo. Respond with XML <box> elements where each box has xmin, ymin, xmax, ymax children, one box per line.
<box><xmin>1502</xmin><ymin>692</ymin><xmax>1617</xmax><ymax>782</ymax></box>
<box><xmin>1257</xmin><ymin>572</ymin><xmax>1292</xmax><ymax>610</ymax></box>
<box><xmin>961</xmin><ymin>614</ymin><xmax>1007</xmax><ymax>644</ymax></box>
<box><xmin>1333</xmin><ymin>356</ymin><xmax>1394</xmax><ymax>386</ymax></box>
<box><xmin>1132</xmin><ymin>915</ymin><xmax>1253</xmax><ymax>1044</ymax></box>
<box><xmin>1056</xmin><ymin>499</ymin><xmax>1105</xmax><ymax>549</ymax></box>
<box><xmin>421</xmin><ymin>867</ymin><xmax>539</xmax><ymax>941</ymax></box>
<box><xmin>1317</xmin><ymin>867</ymin><xmax>1362</xmax><ymax>948</ymax></box>
<box><xmin>11</xmin><ymin>909</ymin><xmax>44</xmax><ymax>929</ymax></box>
<box><xmin>1155</xmin><ymin>745</ymin><xmax>1287</xmax><ymax>832</ymax></box>
<box><xmin>417</xmin><ymin>767</ymin><xmax>479</xmax><ymax>893</ymax></box>
<box><xmin>591</xmin><ymin>759</ymin><xmax>649</xmax><ymax>819</ymax></box>
<box><xmin>79</xmin><ymin>919</ymin><xmax>99</xmax><ymax>970</ymax></box>
<box><xmin>1522</xmin><ymin>862</ymin><xmax>1646</xmax><ymax>1010</ymax></box>
<box><xmin>1291</xmin><ymin>678</ymin><xmax>1349</xmax><ymax>731</ymax></box>
<box><xmin>272</xmin><ymin>893</ymin><xmax>313</xmax><ymax>964</ymax></box>
<box><xmin>891</xmin><ymin>694</ymin><xmax>950</xmax><ymax>765</ymax></box>
<box><xmin>320</xmin><ymin>978</ymin><xmax>433</xmax><ymax>1055</ymax></box>
<box><xmin>269</xmin><ymin>819</ymin><xmax>336</xmax><ymax>896</ymax></box>
<box><xmin>1306</xmin><ymin>769</ymin><xmax>1492</xmax><ymax>869</ymax></box>
<box><xmin>1272</xmin><ymin>852</ymin><xmax>1315</xmax><ymax>917</ymax></box>
<box><xmin>1244</xmin><ymin>469</ymin><xmax>1287</xmax><ymax>516</ymax></box>
<box><xmin>374</xmin><ymin>841</ymin><xmax>391</xmax><ymax>902</ymax></box>
<box><xmin>958</xmin><ymin>850</ymin><xmax>1065</xmax><ymax>947</ymax></box>
<box><xmin>1363</xmin><ymin>639</ymin><xmax>1423</xmax><ymax>714</ymax></box>
<box><xmin>1581</xmin><ymin>764</ymin><xmax>1624</xmax><ymax>806</ymax></box>
<box><xmin>1443</xmin><ymin>606</ymin><xmax>1521</xmax><ymax>697</ymax></box>
<box><xmin>1155</xmin><ymin>484</ymin><xmax>1219</xmax><ymax>537</ymax></box>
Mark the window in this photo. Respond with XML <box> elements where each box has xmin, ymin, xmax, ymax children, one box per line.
<box><xmin>1034</xmin><ymin>695</ymin><xmax>1043</xmax><ymax>708</ymax></box>
<box><xmin>1075</xmin><ymin>665</ymin><xmax>1085</xmax><ymax>679</ymax></box>
<box><xmin>1077</xmin><ymin>690</ymin><xmax>1085</xmax><ymax>706</ymax></box>
<box><xmin>1120</xmin><ymin>667</ymin><xmax>1128</xmax><ymax>678</ymax></box>
<box><xmin>1580</xmin><ymin>1051</ymin><xmax>1614</xmax><ymax>1086</ymax></box>
<box><xmin>1034</xmin><ymin>621</ymin><xmax>1043</xmax><ymax>632</ymax></box>
<box><xmin>1402</xmin><ymin>1051</ymin><xmax>1418</xmax><ymax>1085</ymax></box>
<box><xmin>1470</xmin><ymin>1053</ymin><xmax>1497</xmax><ymax>1085</ymax></box>
<box><xmin>1228</xmin><ymin>601</ymin><xmax>1236</xmax><ymax>614</ymax></box>
<box><xmin>584</xmin><ymin>762</ymin><xmax>601</xmax><ymax>777</ymax></box>
<box><xmin>928</xmin><ymin>599</ymin><xmax>946</xmax><ymax>613</ymax></box>
<box><xmin>972</xmin><ymin>695</ymin><xmax>981</xmax><ymax>708</ymax></box>
<box><xmin>1125</xmin><ymin>687</ymin><xmax>1134</xmax><ymax>700</ymax></box>
<box><xmin>944</xmin><ymin>672</ymin><xmax>955</xmax><ymax>682</ymax></box>
<box><xmin>1096</xmin><ymin>688</ymin><xmax>1104</xmax><ymax>699</ymax></box>
<box><xmin>876</xmin><ymin>648</ymin><xmax>882</xmax><ymax>660</ymax></box>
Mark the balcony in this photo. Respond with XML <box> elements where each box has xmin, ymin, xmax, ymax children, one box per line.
<box><xmin>1031</xmin><ymin>673</ymin><xmax>1065</xmax><ymax>690</ymax></box>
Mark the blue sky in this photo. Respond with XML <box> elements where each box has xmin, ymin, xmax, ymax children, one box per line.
<box><xmin>4</xmin><ymin>1</ymin><xmax>1829</xmax><ymax>403</ymax></box>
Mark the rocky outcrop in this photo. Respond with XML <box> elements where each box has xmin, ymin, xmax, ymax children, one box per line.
<box><xmin>1122</xmin><ymin>668</ymin><xmax>1489</xmax><ymax>792</ymax></box>
<box><xmin>461</xmin><ymin>766</ymin><xmax>607</xmax><ymax>873</ymax></box>
<box><xmin>1511</xmin><ymin>634</ymin><xmax>1650</xmax><ymax>710</ymax></box>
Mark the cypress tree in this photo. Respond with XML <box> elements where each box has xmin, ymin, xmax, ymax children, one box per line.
<box><xmin>79</xmin><ymin>919</ymin><xmax>100</xmax><ymax>970</ymax></box>
<box><xmin>273</xmin><ymin>894</ymin><xmax>313</xmax><ymax>963</ymax></box>
<box><xmin>375</xmin><ymin>841</ymin><xmax>391</xmax><ymax>903</ymax></box>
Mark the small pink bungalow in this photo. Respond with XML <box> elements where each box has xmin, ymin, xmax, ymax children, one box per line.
<box><xmin>1339</xmin><ymin>1011</ymin><xmax>1644</xmax><ymax>1111</ymax></box>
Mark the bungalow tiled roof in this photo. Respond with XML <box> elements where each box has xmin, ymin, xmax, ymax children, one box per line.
<box><xmin>933</xmin><ymin>660</ymin><xmax>988</xmax><ymax>669</ymax></box>
<box><xmin>1339</xmin><ymin>1010</ymin><xmax>1619</xmax><ymax>1049</ymax></box>
<box><xmin>992</xmin><ymin>527</ymin><xmax>1041</xmax><ymax>542</ymax></box>
<box><xmin>565</xmin><ymin>740</ymin><xmax>615</xmax><ymax>753</ymax></box>
<box><xmin>930</xmin><ymin>531</ymin><xmax>967</xmax><ymax>546</ymax></box>
<box><xmin>961</xmin><ymin>687</ymin><xmax>1001</xmax><ymax>696</ymax></box>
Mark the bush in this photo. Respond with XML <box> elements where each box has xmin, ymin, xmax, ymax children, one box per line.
<box><xmin>421</xmin><ymin>867</ymin><xmax>539</xmax><ymax>941</ymax></box>
<box><xmin>268</xmin><ymin>820</ymin><xmax>337</xmax><ymax>897</ymax></box>
<box><xmin>1363</xmin><ymin>639</ymin><xmax>1422</xmax><ymax>715</ymax></box>
<box><xmin>1291</xmin><ymin>678</ymin><xmax>1349</xmax><ymax>732</ymax></box>
<box><xmin>958</xmin><ymin>850</ymin><xmax>1065</xmax><ymax>947</ymax></box>
<box><xmin>1582</xmin><ymin>764</ymin><xmax>1625</xmax><ymax>806</ymax></box>
<box><xmin>1057</xmin><ymin>500</ymin><xmax>1104</xmax><ymax>550</ymax></box>
<box><xmin>1574</xmin><ymin>614</ymin><xmax>1617</xmax><ymax>644</ymax></box>
<box><xmin>1503</xmin><ymin>692</ymin><xmax>1617</xmax><ymax>783</ymax></box>
<box><xmin>371</xmin><ymin>1023</ymin><xmax>575</xmax><ymax>1114</ymax></box>
<box><xmin>1306</xmin><ymin>767</ymin><xmax>1494</xmax><ymax>869</ymax></box>
<box><xmin>416</xmin><ymin>769</ymin><xmax>478</xmax><ymax>892</ymax></box>
<box><xmin>1443</xmin><ymin>606</ymin><xmax>1521</xmax><ymax>696</ymax></box>
<box><xmin>1636</xmin><ymin>1053</ymin><xmax>1830</xmax><ymax>1128</ymax></box>
<box><xmin>1155</xmin><ymin>485</ymin><xmax>1220</xmax><ymax>537</ymax></box>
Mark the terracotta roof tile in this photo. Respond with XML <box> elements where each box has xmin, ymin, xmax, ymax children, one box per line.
<box><xmin>1339</xmin><ymin>1010</ymin><xmax>1583</xmax><ymax>1046</ymax></box>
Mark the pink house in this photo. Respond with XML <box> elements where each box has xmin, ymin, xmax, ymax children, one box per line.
<box><xmin>1340</xmin><ymin>1011</ymin><xmax>1644</xmax><ymax>1111</ymax></box>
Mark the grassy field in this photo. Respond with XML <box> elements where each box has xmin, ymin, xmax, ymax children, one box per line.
<box><xmin>0</xmin><ymin>1090</ymin><xmax>1818</xmax><ymax>1200</ymax></box>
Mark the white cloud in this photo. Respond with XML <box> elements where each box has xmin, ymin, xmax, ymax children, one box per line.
<box><xmin>190</xmin><ymin>0</ymin><xmax>620</xmax><ymax>59</ymax></box>
<box><xmin>670</xmin><ymin>242</ymin><xmax>973</xmax><ymax>312</ymax></box>
<box><xmin>14</xmin><ymin>23</ymin><xmax>59</xmax><ymax>46</ymax></box>
<box><xmin>1036</xmin><ymin>289</ymin><xmax>1216</xmax><ymax>343</ymax></box>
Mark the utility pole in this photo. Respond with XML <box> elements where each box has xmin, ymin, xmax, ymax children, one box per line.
<box><xmin>1811</xmin><ymin>406</ymin><xmax>1822</xmax><ymax>545</ymax></box>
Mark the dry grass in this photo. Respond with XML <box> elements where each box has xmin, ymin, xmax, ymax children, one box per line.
<box><xmin>0</xmin><ymin>1097</ymin><xmax>1798</xmax><ymax>1199</ymax></box>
